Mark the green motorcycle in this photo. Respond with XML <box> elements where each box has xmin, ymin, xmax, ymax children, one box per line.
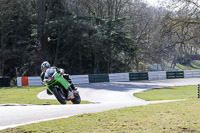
<box><xmin>43</xmin><ymin>68</ymin><xmax>81</xmax><ymax>104</ymax></box>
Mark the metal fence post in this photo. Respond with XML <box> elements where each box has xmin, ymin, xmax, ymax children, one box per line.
<box><xmin>198</xmin><ymin>84</ymin><xmax>200</xmax><ymax>98</ymax></box>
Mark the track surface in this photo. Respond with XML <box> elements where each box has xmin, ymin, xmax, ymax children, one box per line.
<box><xmin>0</xmin><ymin>78</ymin><xmax>199</xmax><ymax>130</ymax></box>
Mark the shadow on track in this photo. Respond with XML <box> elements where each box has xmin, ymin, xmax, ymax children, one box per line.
<box><xmin>76</xmin><ymin>81</ymin><xmax>168</xmax><ymax>92</ymax></box>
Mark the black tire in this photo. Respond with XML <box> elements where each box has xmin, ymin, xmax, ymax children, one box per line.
<box><xmin>71</xmin><ymin>92</ymin><xmax>81</xmax><ymax>104</ymax></box>
<box><xmin>52</xmin><ymin>87</ymin><xmax>67</xmax><ymax>104</ymax></box>
<box><xmin>47</xmin><ymin>89</ymin><xmax>53</xmax><ymax>95</ymax></box>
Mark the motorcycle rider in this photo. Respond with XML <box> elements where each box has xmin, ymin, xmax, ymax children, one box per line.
<box><xmin>40</xmin><ymin>61</ymin><xmax>77</xmax><ymax>95</ymax></box>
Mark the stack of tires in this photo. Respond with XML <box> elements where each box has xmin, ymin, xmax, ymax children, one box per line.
<box><xmin>0</xmin><ymin>76</ymin><xmax>10</xmax><ymax>87</ymax></box>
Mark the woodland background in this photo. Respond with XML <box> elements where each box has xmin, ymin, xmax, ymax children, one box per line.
<box><xmin>0</xmin><ymin>0</ymin><xmax>200</xmax><ymax>78</ymax></box>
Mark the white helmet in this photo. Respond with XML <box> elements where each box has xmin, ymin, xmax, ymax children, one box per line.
<box><xmin>41</xmin><ymin>61</ymin><xmax>50</xmax><ymax>72</ymax></box>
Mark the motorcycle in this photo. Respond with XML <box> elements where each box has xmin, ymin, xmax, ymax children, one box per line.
<box><xmin>43</xmin><ymin>68</ymin><xmax>81</xmax><ymax>104</ymax></box>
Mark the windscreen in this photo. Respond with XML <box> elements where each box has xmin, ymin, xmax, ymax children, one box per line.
<box><xmin>44</xmin><ymin>68</ymin><xmax>54</xmax><ymax>79</ymax></box>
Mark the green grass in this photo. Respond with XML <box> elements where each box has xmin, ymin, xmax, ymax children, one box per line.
<box><xmin>2</xmin><ymin>85</ymin><xmax>200</xmax><ymax>132</ymax></box>
<box><xmin>134</xmin><ymin>85</ymin><xmax>197</xmax><ymax>101</ymax></box>
<box><xmin>2</xmin><ymin>100</ymin><xmax>200</xmax><ymax>132</ymax></box>
<box><xmin>175</xmin><ymin>60</ymin><xmax>200</xmax><ymax>70</ymax></box>
<box><xmin>0</xmin><ymin>87</ymin><xmax>90</xmax><ymax>105</ymax></box>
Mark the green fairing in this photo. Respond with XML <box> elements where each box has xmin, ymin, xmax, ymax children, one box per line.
<box><xmin>43</xmin><ymin>69</ymin><xmax>71</xmax><ymax>93</ymax></box>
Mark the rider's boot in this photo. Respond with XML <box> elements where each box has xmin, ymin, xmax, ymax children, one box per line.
<box><xmin>71</xmin><ymin>84</ymin><xmax>77</xmax><ymax>90</ymax></box>
<box><xmin>67</xmin><ymin>90</ymin><xmax>74</xmax><ymax>100</ymax></box>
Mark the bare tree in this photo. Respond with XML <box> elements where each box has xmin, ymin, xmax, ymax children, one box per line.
<box><xmin>160</xmin><ymin>0</ymin><xmax>200</xmax><ymax>68</ymax></box>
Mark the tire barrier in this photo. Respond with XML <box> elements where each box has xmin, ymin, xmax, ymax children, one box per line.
<box><xmin>167</xmin><ymin>71</ymin><xmax>184</xmax><ymax>79</ymax></box>
<box><xmin>148</xmin><ymin>71</ymin><xmax>166</xmax><ymax>80</ymax></box>
<box><xmin>129</xmin><ymin>72</ymin><xmax>148</xmax><ymax>81</ymax></box>
<box><xmin>0</xmin><ymin>76</ymin><xmax>10</xmax><ymax>87</ymax></box>
<box><xmin>88</xmin><ymin>74</ymin><xmax>109</xmax><ymax>83</ymax></box>
<box><xmin>17</xmin><ymin>75</ymin><xmax>89</xmax><ymax>87</ymax></box>
<box><xmin>109</xmin><ymin>73</ymin><xmax>129</xmax><ymax>82</ymax></box>
<box><xmin>17</xmin><ymin>70</ymin><xmax>200</xmax><ymax>86</ymax></box>
<box><xmin>184</xmin><ymin>70</ymin><xmax>200</xmax><ymax>78</ymax></box>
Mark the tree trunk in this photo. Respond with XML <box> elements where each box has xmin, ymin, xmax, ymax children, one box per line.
<box><xmin>134</xmin><ymin>57</ymin><xmax>139</xmax><ymax>72</ymax></box>
<box><xmin>0</xmin><ymin>44</ymin><xmax>4</xmax><ymax>76</ymax></box>
<box><xmin>79</xmin><ymin>44</ymin><xmax>82</xmax><ymax>74</ymax></box>
<box><xmin>53</xmin><ymin>31</ymin><xmax>61</xmax><ymax>66</ymax></box>
<box><xmin>0</xmin><ymin>8</ymin><xmax>4</xmax><ymax>76</ymax></box>
<box><xmin>107</xmin><ymin>43</ymin><xmax>112</xmax><ymax>73</ymax></box>
<box><xmin>35</xmin><ymin>0</ymin><xmax>46</xmax><ymax>75</ymax></box>
<box><xmin>94</xmin><ymin>48</ymin><xmax>100</xmax><ymax>74</ymax></box>
<box><xmin>37</xmin><ymin>0</ymin><xmax>46</xmax><ymax>50</ymax></box>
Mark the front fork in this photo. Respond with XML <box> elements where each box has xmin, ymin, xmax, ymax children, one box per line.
<box><xmin>48</xmin><ymin>84</ymin><xmax>74</xmax><ymax>100</ymax></box>
<box><xmin>47</xmin><ymin>85</ymin><xmax>62</xmax><ymax>96</ymax></box>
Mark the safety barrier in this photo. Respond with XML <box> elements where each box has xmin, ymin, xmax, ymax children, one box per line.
<box><xmin>17</xmin><ymin>76</ymin><xmax>41</xmax><ymax>86</ymax></box>
<box><xmin>184</xmin><ymin>70</ymin><xmax>200</xmax><ymax>78</ymax></box>
<box><xmin>109</xmin><ymin>73</ymin><xmax>129</xmax><ymax>82</ymax></box>
<box><xmin>148</xmin><ymin>71</ymin><xmax>166</xmax><ymax>80</ymax></box>
<box><xmin>88</xmin><ymin>74</ymin><xmax>109</xmax><ymax>83</ymax></box>
<box><xmin>17</xmin><ymin>75</ymin><xmax>89</xmax><ymax>86</ymax></box>
<box><xmin>16</xmin><ymin>70</ymin><xmax>200</xmax><ymax>86</ymax></box>
<box><xmin>129</xmin><ymin>72</ymin><xmax>148</xmax><ymax>81</ymax></box>
<box><xmin>71</xmin><ymin>75</ymin><xmax>89</xmax><ymax>84</ymax></box>
<box><xmin>0</xmin><ymin>76</ymin><xmax>10</xmax><ymax>87</ymax></box>
<box><xmin>167</xmin><ymin>71</ymin><xmax>184</xmax><ymax>79</ymax></box>
<box><xmin>198</xmin><ymin>84</ymin><xmax>200</xmax><ymax>98</ymax></box>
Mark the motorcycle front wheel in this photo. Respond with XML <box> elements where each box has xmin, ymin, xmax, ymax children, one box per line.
<box><xmin>52</xmin><ymin>87</ymin><xmax>67</xmax><ymax>104</ymax></box>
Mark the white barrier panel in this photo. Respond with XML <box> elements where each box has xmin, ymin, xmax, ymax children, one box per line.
<box><xmin>184</xmin><ymin>70</ymin><xmax>200</xmax><ymax>78</ymax></box>
<box><xmin>70</xmin><ymin>75</ymin><xmax>89</xmax><ymax>84</ymax></box>
<box><xmin>148</xmin><ymin>71</ymin><xmax>166</xmax><ymax>80</ymax></box>
<box><xmin>17</xmin><ymin>70</ymin><xmax>200</xmax><ymax>86</ymax></box>
<box><xmin>17</xmin><ymin>77</ymin><xmax>22</xmax><ymax>87</ymax></box>
<box><xmin>17</xmin><ymin>75</ymin><xmax>89</xmax><ymax>86</ymax></box>
<box><xmin>28</xmin><ymin>77</ymin><xmax>42</xmax><ymax>86</ymax></box>
<box><xmin>109</xmin><ymin>73</ymin><xmax>129</xmax><ymax>82</ymax></box>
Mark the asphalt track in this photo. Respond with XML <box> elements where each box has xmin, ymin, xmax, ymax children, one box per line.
<box><xmin>0</xmin><ymin>78</ymin><xmax>200</xmax><ymax>130</ymax></box>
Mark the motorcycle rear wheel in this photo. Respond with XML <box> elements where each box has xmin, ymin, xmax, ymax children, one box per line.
<box><xmin>52</xmin><ymin>87</ymin><xmax>67</xmax><ymax>104</ymax></box>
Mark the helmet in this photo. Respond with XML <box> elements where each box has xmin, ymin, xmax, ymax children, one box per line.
<box><xmin>41</xmin><ymin>61</ymin><xmax>50</xmax><ymax>72</ymax></box>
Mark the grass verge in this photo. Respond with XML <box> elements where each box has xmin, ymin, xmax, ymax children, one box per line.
<box><xmin>1</xmin><ymin>85</ymin><xmax>200</xmax><ymax>132</ymax></box>
<box><xmin>0</xmin><ymin>87</ymin><xmax>90</xmax><ymax>105</ymax></box>
<box><xmin>134</xmin><ymin>85</ymin><xmax>197</xmax><ymax>101</ymax></box>
<box><xmin>175</xmin><ymin>60</ymin><xmax>200</xmax><ymax>70</ymax></box>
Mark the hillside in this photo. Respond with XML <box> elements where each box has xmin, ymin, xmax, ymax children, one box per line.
<box><xmin>175</xmin><ymin>60</ymin><xmax>200</xmax><ymax>70</ymax></box>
